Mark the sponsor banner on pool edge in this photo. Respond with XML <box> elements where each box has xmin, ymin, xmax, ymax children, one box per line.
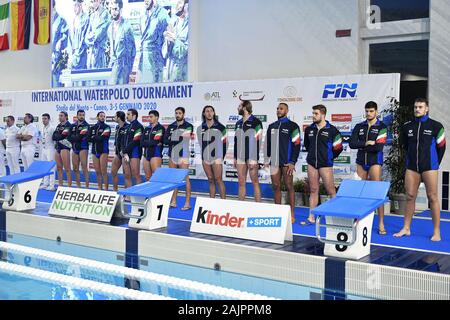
<box><xmin>190</xmin><ymin>198</ymin><xmax>293</xmax><ymax>244</ymax></box>
<box><xmin>0</xmin><ymin>74</ymin><xmax>399</xmax><ymax>184</ymax></box>
<box><xmin>49</xmin><ymin>187</ymin><xmax>120</xmax><ymax>223</ymax></box>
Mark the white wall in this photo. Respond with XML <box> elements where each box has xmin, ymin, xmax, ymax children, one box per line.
<box><xmin>195</xmin><ymin>0</ymin><xmax>362</xmax><ymax>82</ymax></box>
<box><xmin>429</xmin><ymin>0</ymin><xmax>450</xmax><ymax>171</ymax></box>
<box><xmin>0</xmin><ymin>4</ymin><xmax>52</xmax><ymax>91</ymax></box>
<box><xmin>0</xmin><ymin>0</ymin><xmax>362</xmax><ymax>91</ymax></box>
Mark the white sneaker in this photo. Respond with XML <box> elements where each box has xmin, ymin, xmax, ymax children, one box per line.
<box><xmin>39</xmin><ymin>185</ymin><xmax>48</xmax><ymax>190</ymax></box>
<box><xmin>46</xmin><ymin>186</ymin><xmax>56</xmax><ymax>191</ymax></box>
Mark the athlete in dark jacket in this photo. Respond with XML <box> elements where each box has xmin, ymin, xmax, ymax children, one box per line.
<box><xmin>70</xmin><ymin>110</ymin><xmax>90</xmax><ymax>188</ymax></box>
<box><xmin>142</xmin><ymin>110</ymin><xmax>165</xmax><ymax>181</ymax></box>
<box><xmin>349</xmin><ymin>101</ymin><xmax>388</xmax><ymax>234</ymax></box>
<box><xmin>122</xmin><ymin>109</ymin><xmax>144</xmax><ymax>186</ymax></box>
<box><xmin>394</xmin><ymin>98</ymin><xmax>446</xmax><ymax>242</ymax></box>
<box><xmin>89</xmin><ymin>111</ymin><xmax>110</xmax><ymax>190</ymax></box>
<box><xmin>111</xmin><ymin>111</ymin><xmax>131</xmax><ymax>191</ymax></box>
<box><xmin>265</xmin><ymin>103</ymin><xmax>301</xmax><ymax>222</ymax></box>
<box><xmin>198</xmin><ymin>105</ymin><xmax>228</xmax><ymax>199</ymax></box>
<box><xmin>301</xmin><ymin>105</ymin><xmax>342</xmax><ymax>226</ymax></box>
<box><xmin>53</xmin><ymin>111</ymin><xmax>73</xmax><ymax>187</ymax></box>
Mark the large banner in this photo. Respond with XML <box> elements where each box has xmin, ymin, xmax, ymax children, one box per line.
<box><xmin>52</xmin><ymin>0</ymin><xmax>189</xmax><ymax>88</ymax></box>
<box><xmin>0</xmin><ymin>73</ymin><xmax>400</xmax><ymax>185</ymax></box>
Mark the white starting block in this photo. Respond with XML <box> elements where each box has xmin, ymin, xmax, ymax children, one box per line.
<box><xmin>312</xmin><ymin>180</ymin><xmax>390</xmax><ymax>260</ymax></box>
<box><xmin>117</xmin><ymin>168</ymin><xmax>189</xmax><ymax>230</ymax></box>
<box><xmin>0</xmin><ymin>161</ymin><xmax>56</xmax><ymax>212</ymax></box>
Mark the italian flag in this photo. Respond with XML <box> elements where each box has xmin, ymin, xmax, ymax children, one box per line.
<box><xmin>10</xmin><ymin>0</ymin><xmax>31</xmax><ymax>50</ymax></box>
<box><xmin>333</xmin><ymin>134</ymin><xmax>343</xmax><ymax>151</ymax></box>
<box><xmin>102</xmin><ymin>127</ymin><xmax>111</xmax><ymax>137</ymax></box>
<box><xmin>437</xmin><ymin>128</ymin><xmax>446</xmax><ymax>148</ymax></box>
<box><xmin>291</xmin><ymin>128</ymin><xmax>301</xmax><ymax>146</ymax></box>
<box><xmin>154</xmin><ymin>129</ymin><xmax>163</xmax><ymax>141</ymax></box>
<box><xmin>254</xmin><ymin>124</ymin><xmax>263</xmax><ymax>140</ymax></box>
<box><xmin>80</xmin><ymin>126</ymin><xmax>88</xmax><ymax>135</ymax></box>
<box><xmin>376</xmin><ymin>128</ymin><xmax>387</xmax><ymax>144</ymax></box>
<box><xmin>133</xmin><ymin>128</ymin><xmax>142</xmax><ymax>141</ymax></box>
<box><xmin>0</xmin><ymin>0</ymin><xmax>9</xmax><ymax>51</ymax></box>
<box><xmin>221</xmin><ymin>128</ymin><xmax>227</xmax><ymax>143</ymax></box>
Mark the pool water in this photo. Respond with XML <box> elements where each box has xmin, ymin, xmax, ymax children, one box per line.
<box><xmin>0</xmin><ymin>231</ymin><xmax>372</xmax><ymax>300</ymax></box>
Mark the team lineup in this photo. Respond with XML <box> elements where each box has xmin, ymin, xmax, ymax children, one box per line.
<box><xmin>0</xmin><ymin>98</ymin><xmax>446</xmax><ymax>241</ymax></box>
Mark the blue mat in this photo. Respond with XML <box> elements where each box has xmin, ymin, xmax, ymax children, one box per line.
<box><xmin>36</xmin><ymin>190</ymin><xmax>450</xmax><ymax>255</ymax></box>
<box><xmin>416</xmin><ymin>210</ymin><xmax>450</xmax><ymax>220</ymax></box>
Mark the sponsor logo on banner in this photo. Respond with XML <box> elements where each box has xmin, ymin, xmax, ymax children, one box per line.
<box><xmin>303</xmin><ymin>115</ymin><xmax>314</xmax><ymax>121</ymax></box>
<box><xmin>336</xmin><ymin>123</ymin><xmax>351</xmax><ymax>133</ymax></box>
<box><xmin>204</xmin><ymin>92</ymin><xmax>221</xmax><ymax>101</ymax></box>
<box><xmin>190</xmin><ymin>198</ymin><xmax>292</xmax><ymax>244</ymax></box>
<box><xmin>142</xmin><ymin>116</ymin><xmax>151</xmax><ymax>123</ymax></box>
<box><xmin>236</xmin><ymin>91</ymin><xmax>265</xmax><ymax>101</ymax></box>
<box><xmin>226</xmin><ymin>171</ymin><xmax>238</xmax><ymax>178</ymax></box>
<box><xmin>278</xmin><ymin>86</ymin><xmax>303</xmax><ymax>103</ymax></box>
<box><xmin>228</xmin><ymin>115</ymin><xmax>240</xmax><ymax>122</ymax></box>
<box><xmin>333</xmin><ymin>166</ymin><xmax>351</xmax><ymax>175</ymax></box>
<box><xmin>17</xmin><ymin>116</ymin><xmax>39</xmax><ymax>123</ymax></box>
<box><xmin>226</xmin><ymin>124</ymin><xmax>236</xmax><ymax>130</ymax></box>
<box><xmin>332</xmin><ymin>114</ymin><xmax>353</xmax><ymax>122</ymax></box>
<box><xmin>49</xmin><ymin>187</ymin><xmax>120</xmax><ymax>223</ymax></box>
<box><xmin>106</xmin><ymin>116</ymin><xmax>115</xmax><ymax>123</ymax></box>
<box><xmin>334</xmin><ymin>156</ymin><xmax>351</xmax><ymax>164</ymax></box>
<box><xmin>254</xmin><ymin>115</ymin><xmax>267</xmax><ymax>122</ymax></box>
<box><xmin>322</xmin><ymin>83</ymin><xmax>358</xmax><ymax>101</ymax></box>
<box><xmin>0</xmin><ymin>99</ymin><xmax>12</xmax><ymax>108</ymax></box>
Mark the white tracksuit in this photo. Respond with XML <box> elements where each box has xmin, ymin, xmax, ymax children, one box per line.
<box><xmin>5</xmin><ymin>124</ymin><xmax>21</xmax><ymax>174</ymax></box>
<box><xmin>40</xmin><ymin>123</ymin><xmax>56</xmax><ymax>187</ymax></box>
<box><xmin>19</xmin><ymin>123</ymin><xmax>38</xmax><ymax>170</ymax></box>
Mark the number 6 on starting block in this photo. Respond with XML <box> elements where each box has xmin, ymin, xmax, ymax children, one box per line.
<box><xmin>0</xmin><ymin>161</ymin><xmax>56</xmax><ymax>212</ymax></box>
<box><xmin>118</xmin><ymin>168</ymin><xmax>189</xmax><ymax>231</ymax></box>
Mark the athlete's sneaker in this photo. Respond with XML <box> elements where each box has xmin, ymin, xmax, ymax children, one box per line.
<box><xmin>46</xmin><ymin>186</ymin><xmax>56</xmax><ymax>191</ymax></box>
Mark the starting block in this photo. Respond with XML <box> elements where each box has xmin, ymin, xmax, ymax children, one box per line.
<box><xmin>0</xmin><ymin>161</ymin><xmax>56</xmax><ymax>212</ymax></box>
<box><xmin>312</xmin><ymin>180</ymin><xmax>390</xmax><ymax>260</ymax></box>
<box><xmin>118</xmin><ymin>168</ymin><xmax>189</xmax><ymax>230</ymax></box>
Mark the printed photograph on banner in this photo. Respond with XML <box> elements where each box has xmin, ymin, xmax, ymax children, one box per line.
<box><xmin>52</xmin><ymin>0</ymin><xmax>189</xmax><ymax>88</ymax></box>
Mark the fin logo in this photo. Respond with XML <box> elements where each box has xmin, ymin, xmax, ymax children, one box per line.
<box><xmin>322</xmin><ymin>83</ymin><xmax>358</xmax><ymax>100</ymax></box>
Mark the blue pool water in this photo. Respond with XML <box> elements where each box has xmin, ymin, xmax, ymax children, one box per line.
<box><xmin>0</xmin><ymin>232</ymin><xmax>372</xmax><ymax>300</ymax></box>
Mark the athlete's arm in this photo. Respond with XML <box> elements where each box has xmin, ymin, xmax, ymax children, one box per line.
<box><xmin>349</xmin><ymin>124</ymin><xmax>365</xmax><ymax>149</ymax></box>
<box><xmin>290</xmin><ymin>123</ymin><xmax>301</xmax><ymax>165</ymax></box>
<box><xmin>332</xmin><ymin>128</ymin><xmax>343</xmax><ymax>159</ymax></box>
<box><xmin>436</xmin><ymin>123</ymin><xmax>446</xmax><ymax>165</ymax></box>
<box><xmin>365</xmin><ymin>124</ymin><xmax>387</xmax><ymax>153</ymax></box>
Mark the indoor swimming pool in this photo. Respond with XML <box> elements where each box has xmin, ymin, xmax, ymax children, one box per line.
<box><xmin>0</xmin><ymin>231</ymin><xmax>371</xmax><ymax>300</ymax></box>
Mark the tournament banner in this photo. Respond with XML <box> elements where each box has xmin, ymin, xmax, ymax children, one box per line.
<box><xmin>0</xmin><ymin>73</ymin><xmax>401</xmax><ymax>185</ymax></box>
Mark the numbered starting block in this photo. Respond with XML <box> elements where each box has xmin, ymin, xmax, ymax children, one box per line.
<box><xmin>312</xmin><ymin>180</ymin><xmax>390</xmax><ymax>260</ymax></box>
<box><xmin>0</xmin><ymin>160</ymin><xmax>56</xmax><ymax>212</ymax></box>
<box><xmin>118</xmin><ymin>168</ymin><xmax>189</xmax><ymax>230</ymax></box>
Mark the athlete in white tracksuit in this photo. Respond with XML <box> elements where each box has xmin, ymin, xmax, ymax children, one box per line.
<box><xmin>40</xmin><ymin>114</ymin><xmax>56</xmax><ymax>190</ymax></box>
<box><xmin>17</xmin><ymin>113</ymin><xmax>38</xmax><ymax>170</ymax></box>
<box><xmin>5</xmin><ymin>116</ymin><xmax>21</xmax><ymax>174</ymax></box>
<box><xmin>0</xmin><ymin>127</ymin><xmax>6</xmax><ymax>177</ymax></box>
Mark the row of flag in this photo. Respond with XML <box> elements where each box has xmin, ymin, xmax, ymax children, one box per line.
<box><xmin>0</xmin><ymin>0</ymin><xmax>50</xmax><ymax>51</ymax></box>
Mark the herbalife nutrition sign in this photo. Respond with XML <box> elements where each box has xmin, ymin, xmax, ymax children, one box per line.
<box><xmin>49</xmin><ymin>187</ymin><xmax>120</xmax><ymax>223</ymax></box>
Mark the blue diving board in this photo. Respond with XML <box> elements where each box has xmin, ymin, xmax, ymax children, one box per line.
<box><xmin>118</xmin><ymin>168</ymin><xmax>189</xmax><ymax>198</ymax></box>
<box><xmin>312</xmin><ymin>180</ymin><xmax>390</xmax><ymax>220</ymax></box>
<box><xmin>0</xmin><ymin>161</ymin><xmax>56</xmax><ymax>185</ymax></box>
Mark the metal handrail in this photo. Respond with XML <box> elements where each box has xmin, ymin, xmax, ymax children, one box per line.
<box><xmin>0</xmin><ymin>184</ymin><xmax>15</xmax><ymax>204</ymax></box>
<box><xmin>315</xmin><ymin>215</ymin><xmax>358</xmax><ymax>246</ymax></box>
<box><xmin>119</xmin><ymin>195</ymin><xmax>150</xmax><ymax>220</ymax></box>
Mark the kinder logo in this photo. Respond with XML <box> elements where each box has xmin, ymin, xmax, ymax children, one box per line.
<box><xmin>322</xmin><ymin>83</ymin><xmax>358</xmax><ymax>100</ymax></box>
<box><xmin>196</xmin><ymin>207</ymin><xmax>245</xmax><ymax>228</ymax></box>
<box><xmin>247</xmin><ymin>217</ymin><xmax>282</xmax><ymax>228</ymax></box>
